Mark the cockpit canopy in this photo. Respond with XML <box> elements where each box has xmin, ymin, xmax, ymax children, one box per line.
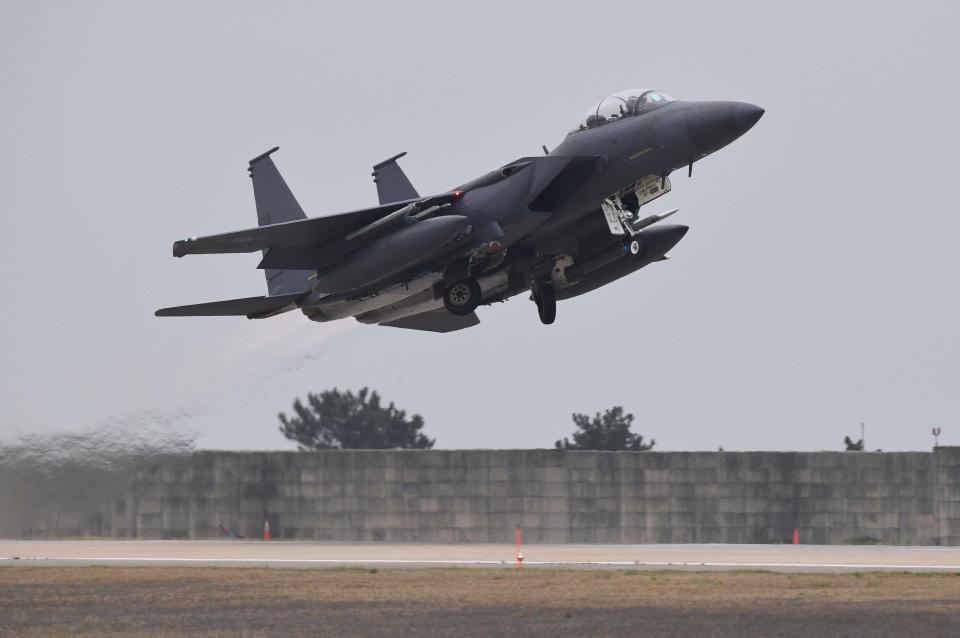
<box><xmin>570</xmin><ymin>88</ymin><xmax>676</xmax><ymax>135</ymax></box>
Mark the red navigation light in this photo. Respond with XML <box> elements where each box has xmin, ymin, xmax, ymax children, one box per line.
<box><xmin>453</xmin><ymin>190</ymin><xmax>463</xmax><ymax>198</ymax></box>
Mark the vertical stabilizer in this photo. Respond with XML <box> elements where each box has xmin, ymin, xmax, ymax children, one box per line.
<box><xmin>372</xmin><ymin>152</ymin><xmax>419</xmax><ymax>204</ymax></box>
<box><xmin>248</xmin><ymin>147</ymin><xmax>313</xmax><ymax>295</ymax></box>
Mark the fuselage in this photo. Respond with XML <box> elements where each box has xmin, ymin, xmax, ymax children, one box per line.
<box><xmin>539</xmin><ymin>100</ymin><xmax>763</xmax><ymax>236</ymax></box>
<box><xmin>157</xmin><ymin>89</ymin><xmax>763</xmax><ymax>330</ymax></box>
<box><xmin>304</xmin><ymin>92</ymin><xmax>763</xmax><ymax>324</ymax></box>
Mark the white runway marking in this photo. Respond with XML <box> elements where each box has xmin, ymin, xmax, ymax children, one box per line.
<box><xmin>3</xmin><ymin>541</ymin><xmax>960</xmax><ymax>572</ymax></box>
<box><xmin>5</xmin><ymin>556</ymin><xmax>960</xmax><ymax>571</ymax></box>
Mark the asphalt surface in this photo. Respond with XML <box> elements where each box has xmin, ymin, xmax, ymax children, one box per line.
<box><xmin>3</xmin><ymin>540</ymin><xmax>960</xmax><ymax>572</ymax></box>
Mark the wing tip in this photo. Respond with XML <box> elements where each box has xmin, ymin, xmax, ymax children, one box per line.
<box><xmin>172</xmin><ymin>237</ymin><xmax>196</xmax><ymax>258</ymax></box>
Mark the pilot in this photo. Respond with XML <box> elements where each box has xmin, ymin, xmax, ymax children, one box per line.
<box><xmin>585</xmin><ymin>114</ymin><xmax>605</xmax><ymax>128</ymax></box>
<box><xmin>636</xmin><ymin>91</ymin><xmax>664</xmax><ymax>115</ymax></box>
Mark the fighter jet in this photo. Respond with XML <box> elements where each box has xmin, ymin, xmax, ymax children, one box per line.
<box><xmin>157</xmin><ymin>89</ymin><xmax>763</xmax><ymax>332</ymax></box>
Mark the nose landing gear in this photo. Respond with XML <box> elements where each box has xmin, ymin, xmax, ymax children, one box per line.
<box><xmin>532</xmin><ymin>282</ymin><xmax>556</xmax><ymax>325</ymax></box>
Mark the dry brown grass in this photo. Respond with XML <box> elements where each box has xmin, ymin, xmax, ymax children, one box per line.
<box><xmin>2</xmin><ymin>567</ymin><xmax>959</xmax><ymax>637</ymax></box>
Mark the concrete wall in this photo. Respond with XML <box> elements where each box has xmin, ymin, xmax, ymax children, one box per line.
<box><xmin>936</xmin><ymin>447</ymin><xmax>960</xmax><ymax>545</ymax></box>
<box><xmin>93</xmin><ymin>447</ymin><xmax>960</xmax><ymax>545</ymax></box>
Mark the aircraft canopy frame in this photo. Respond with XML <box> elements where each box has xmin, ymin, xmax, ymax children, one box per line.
<box><xmin>570</xmin><ymin>88</ymin><xmax>676</xmax><ymax>135</ymax></box>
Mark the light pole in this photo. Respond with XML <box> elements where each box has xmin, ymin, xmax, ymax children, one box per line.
<box><xmin>861</xmin><ymin>422</ymin><xmax>866</xmax><ymax>451</ymax></box>
<box><xmin>933</xmin><ymin>426</ymin><xmax>943</xmax><ymax>545</ymax></box>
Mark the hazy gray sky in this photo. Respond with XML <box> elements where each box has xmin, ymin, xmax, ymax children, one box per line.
<box><xmin>2</xmin><ymin>0</ymin><xmax>958</xmax><ymax>452</ymax></box>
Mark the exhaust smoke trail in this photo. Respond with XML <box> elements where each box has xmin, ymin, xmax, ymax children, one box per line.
<box><xmin>0</xmin><ymin>408</ymin><xmax>197</xmax><ymax>538</ymax></box>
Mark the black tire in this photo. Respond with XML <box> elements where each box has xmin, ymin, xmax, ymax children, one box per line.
<box><xmin>443</xmin><ymin>278</ymin><xmax>482</xmax><ymax>316</ymax></box>
<box><xmin>536</xmin><ymin>282</ymin><xmax>556</xmax><ymax>325</ymax></box>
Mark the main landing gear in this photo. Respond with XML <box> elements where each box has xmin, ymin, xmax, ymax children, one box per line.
<box><xmin>443</xmin><ymin>278</ymin><xmax>482</xmax><ymax>316</ymax></box>
<box><xmin>532</xmin><ymin>282</ymin><xmax>556</xmax><ymax>325</ymax></box>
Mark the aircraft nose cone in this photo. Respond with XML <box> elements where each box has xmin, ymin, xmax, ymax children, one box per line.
<box><xmin>641</xmin><ymin>224</ymin><xmax>689</xmax><ymax>259</ymax></box>
<box><xmin>687</xmin><ymin>101</ymin><xmax>764</xmax><ymax>156</ymax></box>
<box><xmin>734</xmin><ymin>102</ymin><xmax>765</xmax><ymax>132</ymax></box>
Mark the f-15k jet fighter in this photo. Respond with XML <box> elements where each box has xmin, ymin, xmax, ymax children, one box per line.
<box><xmin>157</xmin><ymin>89</ymin><xmax>763</xmax><ymax>332</ymax></box>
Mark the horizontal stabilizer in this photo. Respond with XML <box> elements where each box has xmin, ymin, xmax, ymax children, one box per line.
<box><xmin>380</xmin><ymin>308</ymin><xmax>479</xmax><ymax>333</ymax></box>
<box><xmin>155</xmin><ymin>292</ymin><xmax>304</xmax><ymax>319</ymax></box>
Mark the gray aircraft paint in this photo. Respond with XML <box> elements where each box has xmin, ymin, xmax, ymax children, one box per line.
<box><xmin>247</xmin><ymin>148</ymin><xmax>314</xmax><ymax>296</ymax></box>
<box><xmin>157</xmin><ymin>92</ymin><xmax>762</xmax><ymax>331</ymax></box>
<box><xmin>373</xmin><ymin>152</ymin><xmax>420</xmax><ymax>205</ymax></box>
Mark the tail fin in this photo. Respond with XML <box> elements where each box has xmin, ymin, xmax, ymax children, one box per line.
<box><xmin>372</xmin><ymin>152</ymin><xmax>419</xmax><ymax>204</ymax></box>
<box><xmin>248</xmin><ymin>147</ymin><xmax>313</xmax><ymax>295</ymax></box>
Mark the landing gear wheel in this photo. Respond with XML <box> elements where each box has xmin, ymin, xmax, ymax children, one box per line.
<box><xmin>443</xmin><ymin>278</ymin><xmax>482</xmax><ymax>316</ymax></box>
<box><xmin>533</xmin><ymin>282</ymin><xmax>556</xmax><ymax>325</ymax></box>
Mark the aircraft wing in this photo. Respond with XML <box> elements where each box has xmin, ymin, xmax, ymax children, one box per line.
<box><xmin>172</xmin><ymin>201</ymin><xmax>414</xmax><ymax>258</ymax></box>
<box><xmin>172</xmin><ymin>191</ymin><xmax>464</xmax><ymax>272</ymax></box>
<box><xmin>380</xmin><ymin>308</ymin><xmax>480</xmax><ymax>333</ymax></box>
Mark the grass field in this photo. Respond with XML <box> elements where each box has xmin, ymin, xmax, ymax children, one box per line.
<box><xmin>2</xmin><ymin>567</ymin><xmax>959</xmax><ymax>637</ymax></box>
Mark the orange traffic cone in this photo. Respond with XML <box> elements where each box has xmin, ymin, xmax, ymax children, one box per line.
<box><xmin>792</xmin><ymin>528</ymin><xmax>800</xmax><ymax>545</ymax></box>
<box><xmin>264</xmin><ymin>517</ymin><xmax>271</xmax><ymax>541</ymax></box>
<box><xmin>515</xmin><ymin>524</ymin><xmax>523</xmax><ymax>570</ymax></box>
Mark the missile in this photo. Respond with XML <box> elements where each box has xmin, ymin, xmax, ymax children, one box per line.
<box><xmin>629</xmin><ymin>207</ymin><xmax>679</xmax><ymax>233</ymax></box>
<box><xmin>357</xmin><ymin>271</ymin><xmax>509</xmax><ymax>324</ymax></box>
<box><xmin>301</xmin><ymin>271</ymin><xmax>442</xmax><ymax>322</ymax></box>
<box><xmin>355</xmin><ymin>288</ymin><xmax>440</xmax><ymax>325</ymax></box>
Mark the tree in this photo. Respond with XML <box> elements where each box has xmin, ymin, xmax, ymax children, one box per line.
<box><xmin>278</xmin><ymin>387</ymin><xmax>434</xmax><ymax>450</ymax></box>
<box><xmin>844</xmin><ymin>436</ymin><xmax>864</xmax><ymax>452</ymax></box>
<box><xmin>555</xmin><ymin>406</ymin><xmax>655</xmax><ymax>451</ymax></box>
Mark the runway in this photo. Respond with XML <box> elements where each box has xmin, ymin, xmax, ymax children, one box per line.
<box><xmin>3</xmin><ymin>540</ymin><xmax>960</xmax><ymax>572</ymax></box>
